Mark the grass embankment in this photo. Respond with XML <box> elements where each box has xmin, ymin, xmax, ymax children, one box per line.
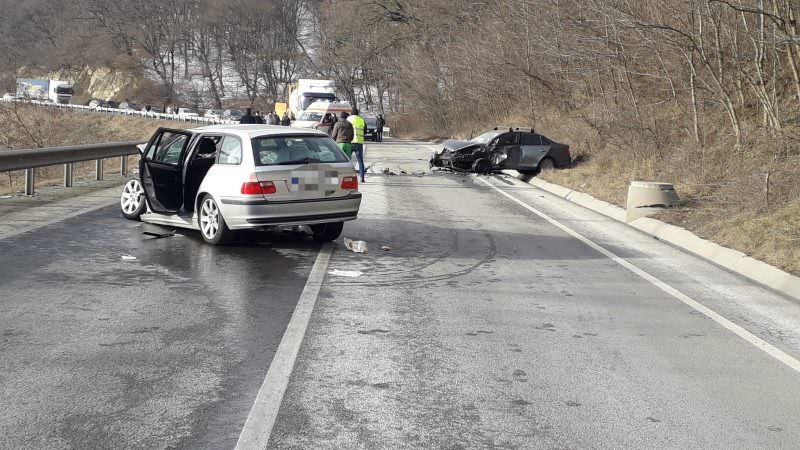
<box><xmin>395</xmin><ymin>109</ymin><xmax>800</xmax><ymax>277</ymax></box>
<box><xmin>0</xmin><ymin>105</ymin><xmax>193</xmax><ymax>194</ymax></box>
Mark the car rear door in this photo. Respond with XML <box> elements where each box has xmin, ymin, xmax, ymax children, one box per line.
<box><xmin>520</xmin><ymin>133</ymin><xmax>548</xmax><ymax>167</ymax></box>
<box><xmin>140</xmin><ymin>128</ymin><xmax>193</xmax><ymax>213</ymax></box>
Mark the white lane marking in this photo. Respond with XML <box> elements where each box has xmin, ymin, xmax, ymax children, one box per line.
<box><xmin>478</xmin><ymin>176</ymin><xmax>800</xmax><ymax>375</ymax></box>
<box><xmin>235</xmin><ymin>243</ymin><xmax>333</xmax><ymax>450</ymax></box>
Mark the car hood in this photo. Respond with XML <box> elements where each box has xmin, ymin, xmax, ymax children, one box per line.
<box><xmin>291</xmin><ymin>120</ymin><xmax>318</xmax><ymax>129</ymax></box>
<box><xmin>443</xmin><ymin>139</ymin><xmax>483</xmax><ymax>152</ymax></box>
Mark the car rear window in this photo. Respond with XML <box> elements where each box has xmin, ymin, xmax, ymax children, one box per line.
<box><xmin>251</xmin><ymin>135</ymin><xmax>350</xmax><ymax>166</ymax></box>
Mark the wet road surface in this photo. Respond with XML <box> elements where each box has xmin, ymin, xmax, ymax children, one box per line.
<box><xmin>3</xmin><ymin>138</ymin><xmax>800</xmax><ymax>448</ymax></box>
<box><xmin>0</xmin><ymin>206</ymin><xmax>319</xmax><ymax>449</ymax></box>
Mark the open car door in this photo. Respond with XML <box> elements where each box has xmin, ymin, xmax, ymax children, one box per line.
<box><xmin>140</xmin><ymin>128</ymin><xmax>193</xmax><ymax>213</ymax></box>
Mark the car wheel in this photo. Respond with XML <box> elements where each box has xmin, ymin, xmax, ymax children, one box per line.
<box><xmin>120</xmin><ymin>179</ymin><xmax>146</xmax><ymax>220</ymax></box>
<box><xmin>310</xmin><ymin>222</ymin><xmax>344</xmax><ymax>242</ymax></box>
<box><xmin>198</xmin><ymin>195</ymin><xmax>234</xmax><ymax>245</ymax></box>
<box><xmin>538</xmin><ymin>157</ymin><xmax>556</xmax><ymax>171</ymax></box>
<box><xmin>471</xmin><ymin>158</ymin><xmax>492</xmax><ymax>174</ymax></box>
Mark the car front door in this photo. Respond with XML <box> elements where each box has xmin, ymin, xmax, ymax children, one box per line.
<box><xmin>492</xmin><ymin>132</ymin><xmax>521</xmax><ymax>166</ymax></box>
<box><xmin>520</xmin><ymin>133</ymin><xmax>548</xmax><ymax>167</ymax></box>
<box><xmin>140</xmin><ymin>128</ymin><xmax>193</xmax><ymax>213</ymax></box>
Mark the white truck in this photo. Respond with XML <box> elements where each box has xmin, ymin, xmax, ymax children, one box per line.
<box><xmin>16</xmin><ymin>79</ymin><xmax>74</xmax><ymax>104</ymax></box>
<box><xmin>287</xmin><ymin>79</ymin><xmax>336</xmax><ymax>119</ymax></box>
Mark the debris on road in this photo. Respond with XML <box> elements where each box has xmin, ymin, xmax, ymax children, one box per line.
<box><xmin>329</xmin><ymin>269</ymin><xmax>363</xmax><ymax>277</ymax></box>
<box><xmin>382</xmin><ymin>168</ymin><xmax>398</xmax><ymax>176</ymax></box>
<box><xmin>121</xmin><ymin>255</ymin><xmax>137</xmax><ymax>261</ymax></box>
<box><xmin>142</xmin><ymin>230</ymin><xmax>176</xmax><ymax>239</ymax></box>
<box><xmin>381</xmin><ymin>245</ymin><xmax>392</xmax><ymax>252</ymax></box>
<box><xmin>344</xmin><ymin>238</ymin><xmax>368</xmax><ymax>253</ymax></box>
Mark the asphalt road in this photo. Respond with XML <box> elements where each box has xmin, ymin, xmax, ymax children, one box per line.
<box><xmin>0</xmin><ymin>208</ymin><xmax>319</xmax><ymax>449</ymax></box>
<box><xmin>3</xmin><ymin>137</ymin><xmax>800</xmax><ymax>449</ymax></box>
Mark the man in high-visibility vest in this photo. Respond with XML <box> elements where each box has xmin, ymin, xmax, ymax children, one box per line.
<box><xmin>347</xmin><ymin>108</ymin><xmax>367</xmax><ymax>182</ymax></box>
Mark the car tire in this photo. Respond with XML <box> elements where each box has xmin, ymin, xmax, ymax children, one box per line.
<box><xmin>198</xmin><ymin>195</ymin><xmax>235</xmax><ymax>245</ymax></box>
<box><xmin>120</xmin><ymin>179</ymin><xmax>146</xmax><ymax>221</ymax></box>
<box><xmin>310</xmin><ymin>222</ymin><xmax>344</xmax><ymax>242</ymax></box>
<box><xmin>471</xmin><ymin>158</ymin><xmax>492</xmax><ymax>174</ymax></box>
<box><xmin>538</xmin><ymin>157</ymin><xmax>556</xmax><ymax>171</ymax></box>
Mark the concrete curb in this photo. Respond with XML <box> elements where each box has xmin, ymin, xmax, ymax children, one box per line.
<box><xmin>513</xmin><ymin>173</ymin><xmax>800</xmax><ymax>303</ymax></box>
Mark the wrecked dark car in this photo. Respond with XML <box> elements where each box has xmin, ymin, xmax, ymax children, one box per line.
<box><xmin>430</xmin><ymin>127</ymin><xmax>571</xmax><ymax>174</ymax></box>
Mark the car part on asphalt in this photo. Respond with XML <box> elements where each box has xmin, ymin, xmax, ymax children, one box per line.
<box><xmin>344</xmin><ymin>238</ymin><xmax>368</xmax><ymax>253</ymax></box>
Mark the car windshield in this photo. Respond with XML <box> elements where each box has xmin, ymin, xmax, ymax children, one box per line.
<box><xmin>251</xmin><ymin>135</ymin><xmax>350</xmax><ymax>166</ymax></box>
<box><xmin>299</xmin><ymin>112</ymin><xmax>324</xmax><ymax>121</ymax></box>
<box><xmin>472</xmin><ymin>132</ymin><xmax>501</xmax><ymax>144</ymax></box>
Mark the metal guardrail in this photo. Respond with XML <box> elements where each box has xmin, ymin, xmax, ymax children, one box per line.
<box><xmin>0</xmin><ymin>141</ymin><xmax>145</xmax><ymax>195</ymax></box>
<box><xmin>2</xmin><ymin>98</ymin><xmax>240</xmax><ymax>125</ymax></box>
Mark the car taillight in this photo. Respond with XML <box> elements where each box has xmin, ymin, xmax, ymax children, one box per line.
<box><xmin>341</xmin><ymin>176</ymin><xmax>358</xmax><ymax>190</ymax></box>
<box><xmin>241</xmin><ymin>175</ymin><xmax>277</xmax><ymax>195</ymax></box>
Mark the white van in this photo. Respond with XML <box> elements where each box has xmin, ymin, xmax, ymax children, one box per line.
<box><xmin>291</xmin><ymin>101</ymin><xmax>352</xmax><ymax>135</ymax></box>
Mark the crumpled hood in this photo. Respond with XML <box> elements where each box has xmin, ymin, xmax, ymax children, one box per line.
<box><xmin>443</xmin><ymin>139</ymin><xmax>483</xmax><ymax>152</ymax></box>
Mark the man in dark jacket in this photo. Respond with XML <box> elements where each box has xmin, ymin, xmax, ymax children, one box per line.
<box><xmin>331</xmin><ymin>112</ymin><xmax>354</xmax><ymax>158</ymax></box>
<box><xmin>240</xmin><ymin>108</ymin><xmax>257</xmax><ymax>124</ymax></box>
<box><xmin>376</xmin><ymin>114</ymin><xmax>386</xmax><ymax>142</ymax></box>
<box><xmin>280</xmin><ymin>112</ymin><xmax>291</xmax><ymax>126</ymax></box>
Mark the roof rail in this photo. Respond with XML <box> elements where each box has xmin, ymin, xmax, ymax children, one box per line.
<box><xmin>493</xmin><ymin>126</ymin><xmax>535</xmax><ymax>133</ymax></box>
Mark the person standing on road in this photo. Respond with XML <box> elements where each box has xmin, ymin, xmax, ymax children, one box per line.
<box><xmin>281</xmin><ymin>111</ymin><xmax>291</xmax><ymax>126</ymax></box>
<box><xmin>347</xmin><ymin>108</ymin><xmax>367</xmax><ymax>182</ymax></box>
<box><xmin>376</xmin><ymin>114</ymin><xmax>386</xmax><ymax>142</ymax></box>
<box><xmin>255</xmin><ymin>111</ymin><xmax>265</xmax><ymax>124</ymax></box>
<box><xmin>239</xmin><ymin>108</ymin><xmax>257</xmax><ymax>124</ymax></box>
<box><xmin>331</xmin><ymin>112</ymin><xmax>354</xmax><ymax>158</ymax></box>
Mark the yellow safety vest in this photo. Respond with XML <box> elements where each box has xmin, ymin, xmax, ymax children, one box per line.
<box><xmin>350</xmin><ymin>115</ymin><xmax>365</xmax><ymax>144</ymax></box>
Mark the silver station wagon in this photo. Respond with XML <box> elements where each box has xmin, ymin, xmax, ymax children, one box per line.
<box><xmin>120</xmin><ymin>125</ymin><xmax>362</xmax><ymax>244</ymax></box>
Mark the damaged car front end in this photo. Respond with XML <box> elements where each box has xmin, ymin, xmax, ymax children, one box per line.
<box><xmin>430</xmin><ymin>128</ymin><xmax>571</xmax><ymax>175</ymax></box>
<box><xmin>430</xmin><ymin>140</ymin><xmax>492</xmax><ymax>173</ymax></box>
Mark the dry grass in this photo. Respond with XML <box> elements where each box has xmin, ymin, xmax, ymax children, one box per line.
<box><xmin>534</xmin><ymin>106</ymin><xmax>800</xmax><ymax>277</ymax></box>
<box><xmin>0</xmin><ymin>105</ymin><xmax>194</xmax><ymax>194</ymax></box>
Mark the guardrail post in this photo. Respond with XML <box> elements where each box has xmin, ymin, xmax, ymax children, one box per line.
<box><xmin>120</xmin><ymin>155</ymin><xmax>128</xmax><ymax>176</ymax></box>
<box><xmin>25</xmin><ymin>168</ymin><xmax>35</xmax><ymax>195</ymax></box>
<box><xmin>96</xmin><ymin>159</ymin><xmax>104</xmax><ymax>181</ymax></box>
<box><xmin>64</xmin><ymin>163</ymin><xmax>73</xmax><ymax>187</ymax></box>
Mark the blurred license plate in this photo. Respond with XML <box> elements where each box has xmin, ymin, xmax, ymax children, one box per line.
<box><xmin>290</xmin><ymin>170</ymin><xmax>338</xmax><ymax>192</ymax></box>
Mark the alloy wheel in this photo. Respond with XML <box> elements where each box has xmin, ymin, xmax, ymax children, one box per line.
<box><xmin>199</xmin><ymin>198</ymin><xmax>220</xmax><ymax>240</ymax></box>
<box><xmin>120</xmin><ymin>179</ymin><xmax>144</xmax><ymax>214</ymax></box>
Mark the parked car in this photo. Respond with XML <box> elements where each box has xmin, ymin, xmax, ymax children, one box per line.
<box><xmin>204</xmin><ymin>109</ymin><xmax>222</xmax><ymax>120</ymax></box>
<box><xmin>119</xmin><ymin>101</ymin><xmax>139</xmax><ymax>111</ymax></box>
<box><xmin>119</xmin><ymin>125</ymin><xmax>362</xmax><ymax>244</ymax></box>
<box><xmin>176</xmin><ymin>108</ymin><xmax>199</xmax><ymax>117</ymax></box>
<box><xmin>106</xmin><ymin>101</ymin><xmax>120</xmax><ymax>109</ymax></box>
<box><xmin>140</xmin><ymin>105</ymin><xmax>163</xmax><ymax>115</ymax></box>
<box><xmin>88</xmin><ymin>99</ymin><xmax>107</xmax><ymax>108</ymax></box>
<box><xmin>430</xmin><ymin>127</ymin><xmax>571</xmax><ymax>174</ymax></box>
<box><xmin>222</xmin><ymin>109</ymin><xmax>243</xmax><ymax>121</ymax></box>
<box><xmin>364</xmin><ymin>117</ymin><xmax>379</xmax><ymax>142</ymax></box>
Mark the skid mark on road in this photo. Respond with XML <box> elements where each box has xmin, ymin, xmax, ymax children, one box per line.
<box><xmin>480</xmin><ymin>176</ymin><xmax>800</xmax><ymax>376</ymax></box>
